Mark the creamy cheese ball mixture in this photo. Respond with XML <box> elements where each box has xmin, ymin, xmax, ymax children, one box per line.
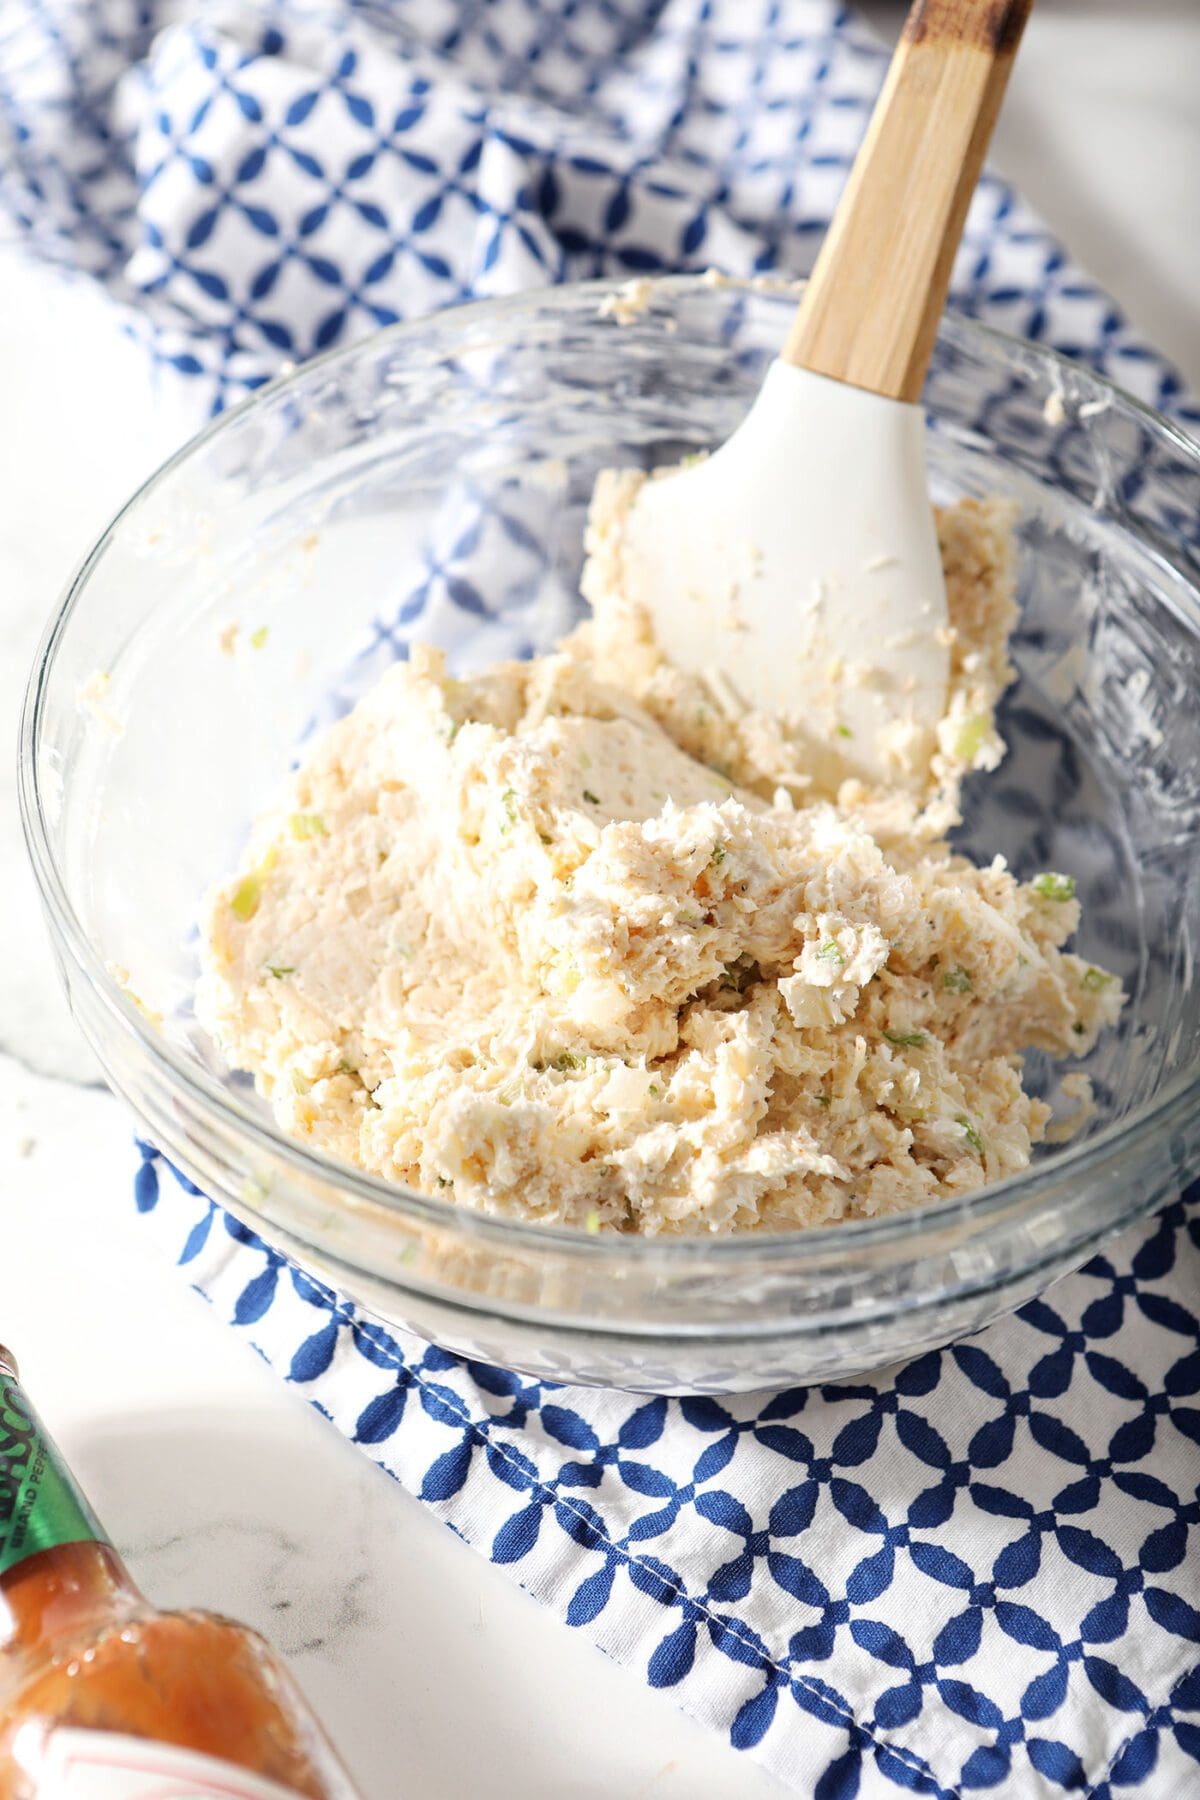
<box><xmin>197</xmin><ymin>490</ymin><xmax>1122</xmax><ymax>1236</ymax></box>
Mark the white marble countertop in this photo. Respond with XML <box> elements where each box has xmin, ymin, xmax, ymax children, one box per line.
<box><xmin>1</xmin><ymin>7</ymin><xmax>1197</xmax><ymax>1795</ymax></box>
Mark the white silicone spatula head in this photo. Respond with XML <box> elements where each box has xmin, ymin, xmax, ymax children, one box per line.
<box><xmin>611</xmin><ymin>0</ymin><xmax>1033</xmax><ymax>790</ymax></box>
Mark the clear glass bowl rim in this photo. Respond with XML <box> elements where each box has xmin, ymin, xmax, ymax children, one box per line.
<box><xmin>19</xmin><ymin>273</ymin><xmax>1200</xmax><ymax>1273</ymax></box>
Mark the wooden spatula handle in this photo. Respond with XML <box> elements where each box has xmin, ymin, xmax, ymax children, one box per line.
<box><xmin>782</xmin><ymin>0</ymin><xmax>1033</xmax><ymax>402</ymax></box>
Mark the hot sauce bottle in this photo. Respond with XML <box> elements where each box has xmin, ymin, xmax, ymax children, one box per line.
<box><xmin>0</xmin><ymin>1345</ymin><xmax>360</xmax><ymax>1798</ymax></box>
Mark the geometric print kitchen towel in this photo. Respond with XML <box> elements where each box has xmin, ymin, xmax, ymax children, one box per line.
<box><xmin>134</xmin><ymin>1147</ymin><xmax>1200</xmax><ymax>1800</ymax></box>
<box><xmin>4</xmin><ymin>0</ymin><xmax>1199</xmax><ymax>1792</ymax></box>
<box><xmin>2</xmin><ymin>0</ymin><xmax>1195</xmax><ymax>429</ymax></box>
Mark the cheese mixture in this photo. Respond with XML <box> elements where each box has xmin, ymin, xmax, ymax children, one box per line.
<box><xmin>197</xmin><ymin>491</ymin><xmax>1122</xmax><ymax>1235</ymax></box>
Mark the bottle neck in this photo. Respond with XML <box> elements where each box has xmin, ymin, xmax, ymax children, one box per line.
<box><xmin>1</xmin><ymin>1541</ymin><xmax>142</xmax><ymax>1656</ymax></box>
<box><xmin>0</xmin><ymin>1350</ymin><xmax>142</xmax><ymax>1657</ymax></box>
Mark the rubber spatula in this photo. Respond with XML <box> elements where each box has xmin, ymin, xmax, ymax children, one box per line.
<box><xmin>611</xmin><ymin>0</ymin><xmax>1033</xmax><ymax>791</ymax></box>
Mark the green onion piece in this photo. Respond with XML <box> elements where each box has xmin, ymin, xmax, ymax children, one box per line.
<box><xmin>954</xmin><ymin>714</ymin><xmax>989</xmax><ymax>762</ymax></box>
<box><xmin>249</xmin><ymin>625</ymin><xmax>269</xmax><ymax>649</ymax></box>
<box><xmin>230</xmin><ymin>874</ymin><xmax>262</xmax><ymax>922</ymax></box>
<box><xmin>550</xmin><ymin>1051</ymin><xmax>587</xmax><ymax>1072</ymax></box>
<box><xmin>584</xmin><ymin>1208</ymin><xmax>602</xmax><ymax>1235</ymax></box>
<box><xmin>834</xmin><ymin>724</ymin><xmax>853</xmax><ymax>739</ymax></box>
<box><xmin>816</xmin><ymin>941</ymin><xmax>846</xmax><ymax>967</ymax></box>
<box><xmin>711</xmin><ymin>843</ymin><xmax>727</xmax><ymax>866</ymax></box>
<box><xmin>883</xmin><ymin>1029</ymin><xmax>927</xmax><ymax>1048</ymax></box>
<box><xmin>1081</xmin><ymin>966</ymin><xmax>1113</xmax><ymax>993</ymax></box>
<box><xmin>265</xmin><ymin>963</ymin><xmax>295</xmax><ymax>979</ymax></box>
<box><xmin>289</xmin><ymin>812</ymin><xmax>326</xmax><ymax>841</ymax></box>
<box><xmin>942</xmin><ymin>967</ymin><xmax>972</xmax><ymax>994</ymax></box>
<box><xmin>500</xmin><ymin>788</ymin><xmax>517</xmax><ymax>831</ymax></box>
<box><xmin>956</xmin><ymin>1114</ymin><xmax>984</xmax><ymax>1155</ymax></box>
<box><xmin>1032</xmin><ymin>871</ymin><xmax>1076</xmax><ymax>902</ymax></box>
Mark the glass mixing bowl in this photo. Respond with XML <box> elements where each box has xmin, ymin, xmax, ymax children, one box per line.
<box><xmin>20</xmin><ymin>277</ymin><xmax>1200</xmax><ymax>1394</ymax></box>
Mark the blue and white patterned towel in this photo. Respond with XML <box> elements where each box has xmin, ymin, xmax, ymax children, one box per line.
<box><xmin>7</xmin><ymin>4</ymin><xmax>1200</xmax><ymax>1794</ymax></box>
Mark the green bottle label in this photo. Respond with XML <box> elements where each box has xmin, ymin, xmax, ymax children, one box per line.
<box><xmin>0</xmin><ymin>1373</ymin><xmax>107</xmax><ymax>1577</ymax></box>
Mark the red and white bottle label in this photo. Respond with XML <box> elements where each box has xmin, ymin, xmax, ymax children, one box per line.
<box><xmin>39</xmin><ymin>1729</ymin><xmax>307</xmax><ymax>1799</ymax></box>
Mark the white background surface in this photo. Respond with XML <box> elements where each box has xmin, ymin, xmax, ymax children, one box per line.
<box><xmin>1</xmin><ymin>6</ymin><xmax>1197</xmax><ymax>1796</ymax></box>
